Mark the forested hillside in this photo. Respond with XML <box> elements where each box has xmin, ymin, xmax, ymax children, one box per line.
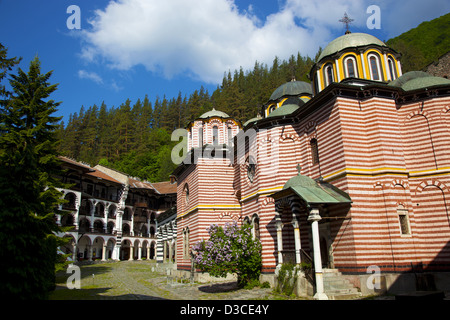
<box><xmin>386</xmin><ymin>12</ymin><xmax>450</xmax><ymax>72</ymax></box>
<box><xmin>57</xmin><ymin>13</ymin><xmax>450</xmax><ymax>182</ymax></box>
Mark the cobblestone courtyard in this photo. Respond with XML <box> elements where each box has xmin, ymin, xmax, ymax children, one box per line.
<box><xmin>50</xmin><ymin>260</ymin><xmax>281</xmax><ymax>300</ymax></box>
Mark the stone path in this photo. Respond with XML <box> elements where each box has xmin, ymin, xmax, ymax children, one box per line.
<box><xmin>50</xmin><ymin>260</ymin><xmax>280</xmax><ymax>300</ymax></box>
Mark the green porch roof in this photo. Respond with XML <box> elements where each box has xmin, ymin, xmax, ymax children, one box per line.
<box><xmin>271</xmin><ymin>170</ymin><xmax>352</xmax><ymax>206</ymax></box>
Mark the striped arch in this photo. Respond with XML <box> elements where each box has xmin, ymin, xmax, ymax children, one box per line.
<box><xmin>391</xmin><ymin>179</ymin><xmax>410</xmax><ymax>190</ymax></box>
<box><xmin>218</xmin><ymin>211</ymin><xmax>239</xmax><ymax>222</ymax></box>
<box><xmin>279</xmin><ymin>133</ymin><xmax>301</xmax><ymax>143</ymax></box>
<box><xmin>404</xmin><ymin>108</ymin><xmax>431</xmax><ymax>123</ymax></box>
<box><xmin>415</xmin><ymin>179</ymin><xmax>449</xmax><ymax>194</ymax></box>
<box><xmin>208</xmin><ymin>118</ymin><xmax>223</xmax><ymax>126</ymax></box>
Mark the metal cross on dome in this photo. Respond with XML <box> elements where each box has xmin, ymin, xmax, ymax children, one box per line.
<box><xmin>339</xmin><ymin>12</ymin><xmax>354</xmax><ymax>34</ymax></box>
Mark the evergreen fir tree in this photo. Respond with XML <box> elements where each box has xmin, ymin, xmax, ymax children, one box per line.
<box><xmin>0</xmin><ymin>56</ymin><xmax>66</xmax><ymax>299</ymax></box>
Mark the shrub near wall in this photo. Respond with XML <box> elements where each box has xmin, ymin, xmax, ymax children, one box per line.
<box><xmin>192</xmin><ymin>222</ymin><xmax>262</xmax><ymax>287</ymax></box>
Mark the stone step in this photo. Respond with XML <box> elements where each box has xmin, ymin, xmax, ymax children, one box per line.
<box><xmin>322</xmin><ymin>268</ymin><xmax>362</xmax><ymax>300</ymax></box>
<box><xmin>328</xmin><ymin>292</ymin><xmax>362</xmax><ymax>300</ymax></box>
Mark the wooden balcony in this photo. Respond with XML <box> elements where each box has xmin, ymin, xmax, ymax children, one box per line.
<box><xmin>134</xmin><ymin>202</ymin><xmax>148</xmax><ymax>208</ymax></box>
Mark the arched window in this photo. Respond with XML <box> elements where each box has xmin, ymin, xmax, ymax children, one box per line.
<box><xmin>388</xmin><ymin>57</ymin><xmax>397</xmax><ymax>80</ymax></box>
<box><xmin>397</xmin><ymin>205</ymin><xmax>410</xmax><ymax>235</ymax></box>
<box><xmin>252</xmin><ymin>215</ymin><xmax>260</xmax><ymax>240</ymax></box>
<box><xmin>108</xmin><ymin>205</ymin><xmax>116</xmax><ymax>218</ymax></box>
<box><xmin>184</xmin><ymin>184</ymin><xmax>189</xmax><ymax>204</ymax></box>
<box><xmin>79</xmin><ymin>218</ymin><xmax>90</xmax><ymax>232</ymax></box>
<box><xmin>227</xmin><ymin>126</ymin><xmax>233</xmax><ymax>145</ymax></box>
<box><xmin>246</xmin><ymin>156</ymin><xmax>256</xmax><ymax>183</ymax></box>
<box><xmin>93</xmin><ymin>220</ymin><xmax>104</xmax><ymax>233</ymax></box>
<box><xmin>212</xmin><ymin>126</ymin><xmax>219</xmax><ymax>146</ymax></box>
<box><xmin>324</xmin><ymin>64</ymin><xmax>334</xmax><ymax>86</ymax></box>
<box><xmin>107</xmin><ymin>221</ymin><xmax>115</xmax><ymax>234</ymax></box>
<box><xmin>310</xmin><ymin>138</ymin><xmax>320</xmax><ymax>165</ymax></box>
<box><xmin>268</xmin><ymin>105</ymin><xmax>276</xmax><ymax>115</ymax></box>
<box><xmin>368</xmin><ymin>53</ymin><xmax>382</xmax><ymax>81</ymax></box>
<box><xmin>198</xmin><ymin>127</ymin><xmax>203</xmax><ymax>147</ymax></box>
<box><xmin>183</xmin><ymin>228</ymin><xmax>190</xmax><ymax>259</ymax></box>
<box><xmin>122</xmin><ymin>224</ymin><xmax>130</xmax><ymax>236</ymax></box>
<box><xmin>63</xmin><ymin>192</ymin><xmax>77</xmax><ymax>211</ymax></box>
<box><xmin>344</xmin><ymin>56</ymin><xmax>358</xmax><ymax>78</ymax></box>
<box><xmin>94</xmin><ymin>203</ymin><xmax>105</xmax><ymax>217</ymax></box>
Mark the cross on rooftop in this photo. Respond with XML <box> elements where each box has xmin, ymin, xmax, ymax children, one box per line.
<box><xmin>339</xmin><ymin>12</ymin><xmax>354</xmax><ymax>34</ymax></box>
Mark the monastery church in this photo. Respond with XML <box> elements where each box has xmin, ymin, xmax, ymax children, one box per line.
<box><xmin>171</xmin><ymin>30</ymin><xmax>450</xmax><ymax>299</ymax></box>
<box><xmin>55</xmin><ymin>29</ymin><xmax>450</xmax><ymax>300</ymax></box>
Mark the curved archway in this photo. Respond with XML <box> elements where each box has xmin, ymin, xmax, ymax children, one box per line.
<box><xmin>150</xmin><ymin>241</ymin><xmax>156</xmax><ymax>260</ymax></box>
<box><xmin>108</xmin><ymin>204</ymin><xmax>116</xmax><ymax>219</ymax></box>
<box><xmin>122</xmin><ymin>223</ymin><xmax>131</xmax><ymax>236</ymax></box>
<box><xmin>61</xmin><ymin>213</ymin><xmax>75</xmax><ymax>227</ymax></box>
<box><xmin>77</xmin><ymin>235</ymin><xmax>91</xmax><ymax>260</ymax></box>
<box><xmin>63</xmin><ymin>192</ymin><xmax>77</xmax><ymax>211</ymax></box>
<box><xmin>93</xmin><ymin>220</ymin><xmax>105</xmax><ymax>233</ymax></box>
<box><xmin>120</xmin><ymin>239</ymin><xmax>132</xmax><ymax>261</ymax></box>
<box><xmin>78</xmin><ymin>218</ymin><xmax>90</xmax><ymax>233</ymax></box>
<box><xmin>107</xmin><ymin>221</ymin><xmax>115</xmax><ymax>234</ymax></box>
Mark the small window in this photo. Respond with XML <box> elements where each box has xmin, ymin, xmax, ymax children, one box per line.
<box><xmin>183</xmin><ymin>228</ymin><xmax>190</xmax><ymax>259</ymax></box>
<box><xmin>253</xmin><ymin>215</ymin><xmax>260</xmax><ymax>240</ymax></box>
<box><xmin>324</xmin><ymin>64</ymin><xmax>334</xmax><ymax>86</ymax></box>
<box><xmin>212</xmin><ymin>126</ymin><xmax>218</xmax><ymax>146</ymax></box>
<box><xmin>184</xmin><ymin>184</ymin><xmax>189</xmax><ymax>204</ymax></box>
<box><xmin>310</xmin><ymin>138</ymin><xmax>320</xmax><ymax>165</ymax></box>
<box><xmin>344</xmin><ymin>56</ymin><xmax>358</xmax><ymax>78</ymax></box>
<box><xmin>227</xmin><ymin>126</ymin><xmax>233</xmax><ymax>145</ymax></box>
<box><xmin>388</xmin><ymin>58</ymin><xmax>397</xmax><ymax>80</ymax></box>
<box><xmin>398</xmin><ymin>205</ymin><xmax>410</xmax><ymax>235</ymax></box>
<box><xmin>246</xmin><ymin>156</ymin><xmax>256</xmax><ymax>183</ymax></box>
<box><xmin>368</xmin><ymin>54</ymin><xmax>381</xmax><ymax>81</ymax></box>
<box><xmin>198</xmin><ymin>127</ymin><xmax>203</xmax><ymax>147</ymax></box>
<box><xmin>269</xmin><ymin>105</ymin><xmax>276</xmax><ymax>114</ymax></box>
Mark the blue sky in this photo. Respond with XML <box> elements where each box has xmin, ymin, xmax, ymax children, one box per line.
<box><xmin>1</xmin><ymin>0</ymin><xmax>449</xmax><ymax>123</ymax></box>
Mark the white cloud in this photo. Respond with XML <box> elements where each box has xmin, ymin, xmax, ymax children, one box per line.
<box><xmin>79</xmin><ymin>0</ymin><xmax>450</xmax><ymax>84</ymax></box>
<box><xmin>78</xmin><ymin>69</ymin><xmax>103</xmax><ymax>84</ymax></box>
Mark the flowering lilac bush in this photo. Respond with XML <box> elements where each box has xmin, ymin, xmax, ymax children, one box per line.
<box><xmin>192</xmin><ymin>221</ymin><xmax>262</xmax><ymax>287</ymax></box>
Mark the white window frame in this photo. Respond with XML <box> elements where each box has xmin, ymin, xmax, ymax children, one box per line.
<box><xmin>344</xmin><ymin>56</ymin><xmax>358</xmax><ymax>78</ymax></box>
<box><xmin>387</xmin><ymin>57</ymin><xmax>397</xmax><ymax>80</ymax></box>
<box><xmin>368</xmin><ymin>53</ymin><xmax>382</xmax><ymax>81</ymax></box>
<box><xmin>324</xmin><ymin>63</ymin><xmax>334</xmax><ymax>86</ymax></box>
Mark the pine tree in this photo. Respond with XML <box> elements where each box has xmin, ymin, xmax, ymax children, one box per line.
<box><xmin>0</xmin><ymin>43</ymin><xmax>21</xmax><ymax>102</ymax></box>
<box><xmin>0</xmin><ymin>56</ymin><xmax>66</xmax><ymax>299</ymax></box>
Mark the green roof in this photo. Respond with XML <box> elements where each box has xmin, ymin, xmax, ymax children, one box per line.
<box><xmin>269</xmin><ymin>81</ymin><xmax>312</xmax><ymax>101</ymax></box>
<box><xmin>243</xmin><ymin>117</ymin><xmax>259</xmax><ymax>126</ymax></box>
<box><xmin>318</xmin><ymin>32</ymin><xmax>386</xmax><ymax>62</ymax></box>
<box><xmin>388</xmin><ymin>71</ymin><xmax>450</xmax><ymax>91</ymax></box>
<box><xmin>271</xmin><ymin>170</ymin><xmax>352</xmax><ymax>206</ymax></box>
<box><xmin>198</xmin><ymin>108</ymin><xmax>230</xmax><ymax>119</ymax></box>
<box><xmin>267</xmin><ymin>103</ymin><xmax>300</xmax><ymax>118</ymax></box>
